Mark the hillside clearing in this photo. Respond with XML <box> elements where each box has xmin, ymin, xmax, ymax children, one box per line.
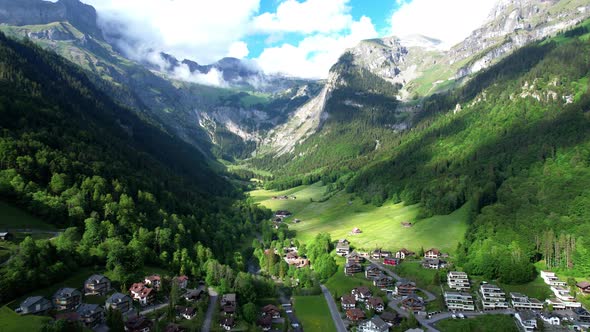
<box><xmin>250</xmin><ymin>183</ymin><xmax>468</xmax><ymax>253</ymax></box>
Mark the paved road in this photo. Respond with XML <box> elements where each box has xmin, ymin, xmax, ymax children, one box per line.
<box><xmin>367</xmin><ymin>258</ymin><xmax>436</xmax><ymax>301</ymax></box>
<box><xmin>139</xmin><ymin>302</ymin><xmax>169</xmax><ymax>315</ymax></box>
<box><xmin>279</xmin><ymin>291</ymin><xmax>302</xmax><ymax>332</ymax></box>
<box><xmin>202</xmin><ymin>287</ymin><xmax>218</xmax><ymax>332</ymax></box>
<box><xmin>320</xmin><ymin>284</ymin><xmax>347</xmax><ymax>332</ymax></box>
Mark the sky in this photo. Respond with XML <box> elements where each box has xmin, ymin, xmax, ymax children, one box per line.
<box><xmin>81</xmin><ymin>0</ymin><xmax>498</xmax><ymax>79</ymax></box>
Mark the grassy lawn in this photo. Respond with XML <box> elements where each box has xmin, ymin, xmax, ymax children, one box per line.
<box><xmin>0</xmin><ymin>201</ymin><xmax>57</xmax><ymax>231</ymax></box>
<box><xmin>293</xmin><ymin>295</ymin><xmax>337</xmax><ymax>332</ymax></box>
<box><xmin>250</xmin><ymin>183</ymin><xmax>469</xmax><ymax>254</ymax></box>
<box><xmin>324</xmin><ymin>257</ymin><xmax>384</xmax><ymax>299</ymax></box>
<box><xmin>0</xmin><ymin>306</ymin><xmax>51</xmax><ymax>332</ymax></box>
<box><xmin>498</xmin><ymin>275</ymin><xmax>552</xmax><ymax>300</ymax></box>
<box><xmin>435</xmin><ymin>315</ymin><xmax>518</xmax><ymax>332</ymax></box>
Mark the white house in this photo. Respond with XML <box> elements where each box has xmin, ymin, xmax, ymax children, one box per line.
<box><xmin>510</xmin><ymin>293</ymin><xmax>544</xmax><ymax>310</ymax></box>
<box><xmin>447</xmin><ymin>271</ymin><xmax>470</xmax><ymax>291</ymax></box>
<box><xmin>480</xmin><ymin>284</ymin><xmax>508</xmax><ymax>310</ymax></box>
<box><xmin>358</xmin><ymin>316</ymin><xmax>389</xmax><ymax>332</ymax></box>
<box><xmin>444</xmin><ymin>292</ymin><xmax>475</xmax><ymax>311</ymax></box>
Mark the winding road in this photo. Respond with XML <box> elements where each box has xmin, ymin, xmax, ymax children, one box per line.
<box><xmin>320</xmin><ymin>284</ymin><xmax>347</xmax><ymax>332</ymax></box>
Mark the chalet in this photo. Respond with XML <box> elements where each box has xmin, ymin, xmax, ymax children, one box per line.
<box><xmin>444</xmin><ymin>292</ymin><xmax>475</xmax><ymax>311</ymax></box>
<box><xmin>365</xmin><ymin>264</ymin><xmax>382</xmax><ymax>279</ymax></box>
<box><xmin>284</xmin><ymin>251</ymin><xmax>309</xmax><ymax>268</ymax></box>
<box><xmin>262</xmin><ymin>304</ymin><xmax>281</xmax><ymax>319</ymax></box>
<box><xmin>575</xmin><ymin>307</ymin><xmax>590</xmax><ymax>323</ymax></box>
<box><xmin>257</xmin><ymin>315</ymin><xmax>272</xmax><ymax>331</ymax></box>
<box><xmin>366</xmin><ymin>297</ymin><xmax>385</xmax><ymax>312</ymax></box>
<box><xmin>125</xmin><ymin>315</ymin><xmax>153</xmax><ymax>332</ymax></box>
<box><xmin>144</xmin><ymin>275</ymin><xmax>161</xmax><ymax>291</ymax></box>
<box><xmin>84</xmin><ymin>274</ymin><xmax>111</xmax><ymax>295</ymax></box>
<box><xmin>347</xmin><ymin>251</ymin><xmax>365</xmax><ymax>264</ymax></box>
<box><xmin>510</xmin><ymin>293</ymin><xmax>543</xmax><ymax>310</ymax></box>
<box><xmin>352</xmin><ymin>286</ymin><xmax>372</xmax><ymax>302</ymax></box>
<box><xmin>221</xmin><ymin>293</ymin><xmax>237</xmax><ymax>316</ymax></box>
<box><xmin>372</xmin><ymin>249</ymin><xmax>392</xmax><ymax>259</ymax></box>
<box><xmin>275</xmin><ymin>210</ymin><xmax>292</xmax><ymax>218</ymax></box>
<box><xmin>53</xmin><ymin>288</ymin><xmax>82</xmax><ymax>311</ymax></box>
<box><xmin>395</xmin><ymin>280</ymin><xmax>416</xmax><ymax>296</ymax></box>
<box><xmin>395</xmin><ymin>248</ymin><xmax>414</xmax><ymax>260</ymax></box>
<box><xmin>358</xmin><ymin>316</ymin><xmax>389</xmax><ymax>332</ymax></box>
<box><xmin>77</xmin><ymin>303</ymin><xmax>105</xmax><ymax>327</ymax></box>
<box><xmin>351</xmin><ymin>227</ymin><xmax>362</xmax><ymax>234</ymax></box>
<box><xmin>129</xmin><ymin>283</ymin><xmax>155</xmax><ymax>306</ymax></box>
<box><xmin>373</xmin><ymin>274</ymin><xmax>394</xmax><ymax>289</ymax></box>
<box><xmin>401</xmin><ymin>294</ymin><xmax>425</xmax><ymax>312</ymax></box>
<box><xmin>577</xmin><ymin>281</ymin><xmax>590</xmax><ymax>294</ymax></box>
<box><xmin>541</xmin><ymin>271</ymin><xmax>567</xmax><ymax>287</ymax></box>
<box><xmin>383</xmin><ymin>257</ymin><xmax>400</xmax><ymax>266</ymax></box>
<box><xmin>336</xmin><ymin>239</ymin><xmax>351</xmax><ymax>256</ymax></box>
<box><xmin>480</xmin><ymin>284</ymin><xmax>508</xmax><ymax>310</ymax></box>
<box><xmin>19</xmin><ymin>296</ymin><xmax>52</xmax><ymax>314</ymax></box>
<box><xmin>346</xmin><ymin>308</ymin><xmax>366</xmax><ymax>321</ymax></box>
<box><xmin>380</xmin><ymin>311</ymin><xmax>399</xmax><ymax>327</ymax></box>
<box><xmin>401</xmin><ymin>221</ymin><xmax>413</xmax><ymax>228</ymax></box>
<box><xmin>173</xmin><ymin>275</ymin><xmax>189</xmax><ymax>289</ymax></box>
<box><xmin>539</xmin><ymin>312</ymin><xmax>561</xmax><ymax>326</ymax></box>
<box><xmin>176</xmin><ymin>306</ymin><xmax>196</xmax><ymax>320</ymax></box>
<box><xmin>515</xmin><ymin>311</ymin><xmax>537</xmax><ymax>332</ymax></box>
<box><xmin>344</xmin><ymin>262</ymin><xmax>362</xmax><ymax>276</ymax></box>
<box><xmin>341</xmin><ymin>295</ymin><xmax>357</xmax><ymax>310</ymax></box>
<box><xmin>447</xmin><ymin>271</ymin><xmax>470</xmax><ymax>291</ymax></box>
<box><xmin>106</xmin><ymin>292</ymin><xmax>133</xmax><ymax>313</ymax></box>
<box><xmin>424</xmin><ymin>248</ymin><xmax>441</xmax><ymax>259</ymax></box>
<box><xmin>220</xmin><ymin>317</ymin><xmax>235</xmax><ymax>331</ymax></box>
<box><xmin>422</xmin><ymin>258</ymin><xmax>446</xmax><ymax>270</ymax></box>
<box><xmin>0</xmin><ymin>232</ymin><xmax>14</xmax><ymax>241</ymax></box>
<box><xmin>183</xmin><ymin>289</ymin><xmax>203</xmax><ymax>302</ymax></box>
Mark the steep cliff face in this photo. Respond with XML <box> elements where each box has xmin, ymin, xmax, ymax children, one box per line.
<box><xmin>0</xmin><ymin>0</ymin><xmax>103</xmax><ymax>38</ymax></box>
<box><xmin>451</xmin><ymin>0</ymin><xmax>590</xmax><ymax>77</ymax></box>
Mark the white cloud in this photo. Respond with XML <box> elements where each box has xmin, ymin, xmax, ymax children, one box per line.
<box><xmin>252</xmin><ymin>0</ymin><xmax>352</xmax><ymax>34</ymax></box>
<box><xmin>227</xmin><ymin>41</ymin><xmax>250</xmax><ymax>59</ymax></box>
<box><xmin>390</xmin><ymin>0</ymin><xmax>497</xmax><ymax>48</ymax></box>
<box><xmin>84</xmin><ymin>0</ymin><xmax>259</xmax><ymax>64</ymax></box>
<box><xmin>256</xmin><ymin>16</ymin><xmax>378</xmax><ymax>78</ymax></box>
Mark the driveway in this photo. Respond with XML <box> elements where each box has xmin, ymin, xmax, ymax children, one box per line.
<box><xmin>202</xmin><ymin>287</ymin><xmax>218</xmax><ymax>332</ymax></box>
<box><xmin>320</xmin><ymin>284</ymin><xmax>347</xmax><ymax>332</ymax></box>
<box><xmin>279</xmin><ymin>291</ymin><xmax>302</xmax><ymax>332</ymax></box>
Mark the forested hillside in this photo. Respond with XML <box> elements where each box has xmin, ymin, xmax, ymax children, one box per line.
<box><xmin>0</xmin><ymin>33</ymin><xmax>270</xmax><ymax>303</ymax></box>
<box><xmin>348</xmin><ymin>23</ymin><xmax>590</xmax><ymax>282</ymax></box>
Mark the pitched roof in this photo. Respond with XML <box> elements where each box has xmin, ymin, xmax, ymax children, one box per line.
<box><xmin>353</xmin><ymin>286</ymin><xmax>371</xmax><ymax>295</ymax></box>
<box><xmin>365</xmin><ymin>316</ymin><xmax>389</xmax><ymax>330</ymax></box>
<box><xmin>222</xmin><ymin>293</ymin><xmax>236</xmax><ymax>303</ymax></box>
<box><xmin>54</xmin><ymin>287</ymin><xmax>80</xmax><ymax>298</ymax></box>
<box><xmin>107</xmin><ymin>292</ymin><xmax>131</xmax><ymax>304</ymax></box>
<box><xmin>426</xmin><ymin>248</ymin><xmax>440</xmax><ymax>254</ymax></box>
<box><xmin>85</xmin><ymin>274</ymin><xmax>108</xmax><ymax>284</ymax></box>
<box><xmin>346</xmin><ymin>308</ymin><xmax>365</xmax><ymax>319</ymax></box>
<box><xmin>367</xmin><ymin>297</ymin><xmax>384</xmax><ymax>307</ymax></box>
<box><xmin>577</xmin><ymin>281</ymin><xmax>590</xmax><ymax>289</ymax></box>
<box><xmin>21</xmin><ymin>296</ymin><xmax>47</xmax><ymax>308</ymax></box>
<box><xmin>77</xmin><ymin>303</ymin><xmax>103</xmax><ymax>316</ymax></box>
<box><xmin>380</xmin><ymin>311</ymin><xmax>398</xmax><ymax>321</ymax></box>
<box><xmin>341</xmin><ymin>295</ymin><xmax>356</xmax><ymax>305</ymax></box>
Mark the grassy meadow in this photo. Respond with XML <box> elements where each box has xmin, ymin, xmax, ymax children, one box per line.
<box><xmin>0</xmin><ymin>306</ymin><xmax>51</xmax><ymax>332</ymax></box>
<box><xmin>250</xmin><ymin>183</ymin><xmax>469</xmax><ymax>253</ymax></box>
<box><xmin>435</xmin><ymin>314</ymin><xmax>518</xmax><ymax>332</ymax></box>
<box><xmin>0</xmin><ymin>201</ymin><xmax>57</xmax><ymax>231</ymax></box>
<box><xmin>292</xmin><ymin>295</ymin><xmax>337</xmax><ymax>332</ymax></box>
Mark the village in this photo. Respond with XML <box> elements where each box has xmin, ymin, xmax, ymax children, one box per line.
<box><xmin>5</xmin><ymin>208</ymin><xmax>590</xmax><ymax>332</ymax></box>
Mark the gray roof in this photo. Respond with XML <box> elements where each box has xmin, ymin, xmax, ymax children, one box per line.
<box><xmin>107</xmin><ymin>292</ymin><xmax>131</xmax><ymax>304</ymax></box>
<box><xmin>85</xmin><ymin>274</ymin><xmax>109</xmax><ymax>284</ymax></box>
<box><xmin>54</xmin><ymin>287</ymin><xmax>81</xmax><ymax>298</ymax></box>
<box><xmin>77</xmin><ymin>303</ymin><xmax>103</xmax><ymax>315</ymax></box>
<box><xmin>21</xmin><ymin>296</ymin><xmax>47</xmax><ymax>308</ymax></box>
<box><xmin>362</xmin><ymin>316</ymin><xmax>389</xmax><ymax>330</ymax></box>
<box><xmin>517</xmin><ymin>310</ymin><xmax>537</xmax><ymax>321</ymax></box>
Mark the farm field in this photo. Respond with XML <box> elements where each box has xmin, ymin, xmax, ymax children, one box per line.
<box><xmin>292</xmin><ymin>295</ymin><xmax>337</xmax><ymax>332</ymax></box>
<box><xmin>0</xmin><ymin>306</ymin><xmax>51</xmax><ymax>332</ymax></box>
<box><xmin>250</xmin><ymin>183</ymin><xmax>469</xmax><ymax>253</ymax></box>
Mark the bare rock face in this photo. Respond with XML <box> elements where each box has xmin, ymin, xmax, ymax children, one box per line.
<box><xmin>0</xmin><ymin>0</ymin><xmax>103</xmax><ymax>38</ymax></box>
<box><xmin>451</xmin><ymin>0</ymin><xmax>590</xmax><ymax>77</ymax></box>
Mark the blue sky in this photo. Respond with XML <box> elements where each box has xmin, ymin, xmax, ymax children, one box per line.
<box><xmin>244</xmin><ymin>0</ymin><xmax>397</xmax><ymax>58</ymax></box>
<box><xmin>86</xmin><ymin>0</ymin><xmax>498</xmax><ymax>81</ymax></box>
